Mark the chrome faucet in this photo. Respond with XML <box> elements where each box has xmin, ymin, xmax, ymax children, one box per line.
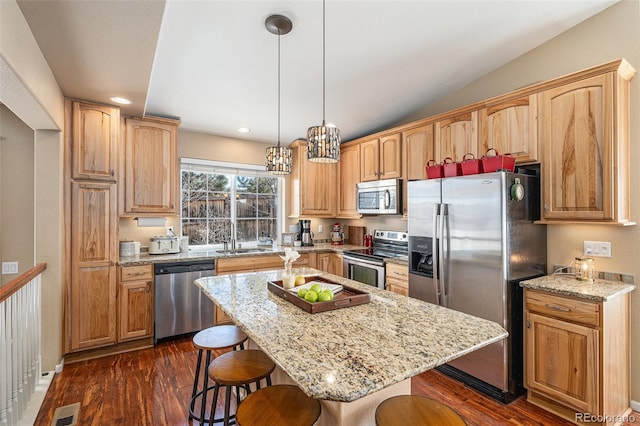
<box><xmin>229</xmin><ymin>221</ymin><xmax>236</xmax><ymax>250</ymax></box>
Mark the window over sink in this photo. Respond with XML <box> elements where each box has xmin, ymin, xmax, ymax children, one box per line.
<box><xmin>181</xmin><ymin>158</ymin><xmax>284</xmax><ymax>249</ymax></box>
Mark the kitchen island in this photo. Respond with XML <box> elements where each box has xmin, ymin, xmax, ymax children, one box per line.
<box><xmin>195</xmin><ymin>267</ymin><xmax>507</xmax><ymax>425</ymax></box>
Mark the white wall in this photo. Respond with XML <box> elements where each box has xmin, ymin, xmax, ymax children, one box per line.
<box><xmin>0</xmin><ymin>0</ymin><xmax>65</xmax><ymax>371</ymax></box>
<box><xmin>399</xmin><ymin>0</ymin><xmax>640</xmax><ymax>402</ymax></box>
<box><xmin>0</xmin><ymin>106</ymin><xmax>34</xmax><ymax>284</ymax></box>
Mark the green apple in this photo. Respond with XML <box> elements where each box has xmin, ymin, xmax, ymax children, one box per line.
<box><xmin>297</xmin><ymin>288</ymin><xmax>308</xmax><ymax>298</ymax></box>
<box><xmin>304</xmin><ymin>290</ymin><xmax>318</xmax><ymax>303</ymax></box>
<box><xmin>309</xmin><ymin>283</ymin><xmax>322</xmax><ymax>294</ymax></box>
<box><xmin>318</xmin><ymin>289</ymin><xmax>333</xmax><ymax>302</ymax></box>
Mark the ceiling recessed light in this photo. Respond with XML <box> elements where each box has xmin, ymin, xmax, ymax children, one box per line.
<box><xmin>238</xmin><ymin>127</ymin><xmax>251</xmax><ymax>133</ymax></box>
<box><xmin>110</xmin><ymin>96</ymin><xmax>132</xmax><ymax>105</ymax></box>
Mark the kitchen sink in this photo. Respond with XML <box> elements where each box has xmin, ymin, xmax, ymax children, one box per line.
<box><xmin>216</xmin><ymin>248</ymin><xmax>270</xmax><ymax>254</ymax></box>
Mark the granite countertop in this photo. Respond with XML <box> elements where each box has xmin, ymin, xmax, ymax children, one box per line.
<box><xmin>520</xmin><ymin>274</ymin><xmax>635</xmax><ymax>302</ymax></box>
<box><xmin>118</xmin><ymin>243</ymin><xmax>365</xmax><ymax>266</ymax></box>
<box><xmin>195</xmin><ymin>268</ymin><xmax>507</xmax><ymax>402</ymax></box>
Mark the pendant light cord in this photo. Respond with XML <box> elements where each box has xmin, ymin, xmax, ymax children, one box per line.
<box><xmin>322</xmin><ymin>0</ymin><xmax>326</xmax><ymax>124</ymax></box>
<box><xmin>277</xmin><ymin>28</ymin><xmax>281</xmax><ymax>148</ymax></box>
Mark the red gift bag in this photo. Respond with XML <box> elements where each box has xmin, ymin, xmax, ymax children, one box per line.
<box><xmin>426</xmin><ymin>160</ymin><xmax>444</xmax><ymax>179</ymax></box>
<box><xmin>443</xmin><ymin>157</ymin><xmax>462</xmax><ymax>177</ymax></box>
<box><xmin>481</xmin><ymin>148</ymin><xmax>515</xmax><ymax>173</ymax></box>
<box><xmin>461</xmin><ymin>153</ymin><xmax>483</xmax><ymax>175</ymax></box>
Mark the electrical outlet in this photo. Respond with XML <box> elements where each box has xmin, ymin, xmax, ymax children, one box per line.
<box><xmin>318</xmin><ymin>224</ymin><xmax>323</xmax><ymax>233</ymax></box>
<box><xmin>584</xmin><ymin>241</ymin><xmax>612</xmax><ymax>257</ymax></box>
<box><xmin>166</xmin><ymin>226</ymin><xmax>174</xmax><ymax>235</ymax></box>
<box><xmin>2</xmin><ymin>262</ymin><xmax>18</xmax><ymax>274</ymax></box>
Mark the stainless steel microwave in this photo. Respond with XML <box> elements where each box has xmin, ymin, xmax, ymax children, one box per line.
<box><xmin>356</xmin><ymin>179</ymin><xmax>402</xmax><ymax>215</ymax></box>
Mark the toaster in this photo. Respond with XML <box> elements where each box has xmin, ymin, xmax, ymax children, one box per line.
<box><xmin>149</xmin><ymin>236</ymin><xmax>180</xmax><ymax>254</ymax></box>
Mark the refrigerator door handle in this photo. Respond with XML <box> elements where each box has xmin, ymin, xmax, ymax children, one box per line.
<box><xmin>432</xmin><ymin>203</ymin><xmax>441</xmax><ymax>305</ymax></box>
<box><xmin>439</xmin><ymin>203</ymin><xmax>447</xmax><ymax>307</ymax></box>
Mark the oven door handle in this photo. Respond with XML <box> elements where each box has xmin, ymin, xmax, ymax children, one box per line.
<box><xmin>343</xmin><ymin>255</ymin><xmax>385</xmax><ymax>268</ymax></box>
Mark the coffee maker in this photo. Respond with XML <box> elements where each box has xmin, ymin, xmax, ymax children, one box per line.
<box><xmin>299</xmin><ymin>219</ymin><xmax>313</xmax><ymax>246</ymax></box>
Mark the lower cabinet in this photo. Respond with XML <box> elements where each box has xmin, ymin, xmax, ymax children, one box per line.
<box><xmin>118</xmin><ymin>265</ymin><xmax>154</xmax><ymax>342</ymax></box>
<box><xmin>385</xmin><ymin>263</ymin><xmax>408</xmax><ymax>296</ymax></box>
<box><xmin>216</xmin><ymin>255</ymin><xmax>283</xmax><ymax>274</ymax></box>
<box><xmin>316</xmin><ymin>252</ymin><xmax>343</xmax><ymax>277</ymax></box>
<box><xmin>524</xmin><ymin>289</ymin><xmax>631</xmax><ymax>424</ymax></box>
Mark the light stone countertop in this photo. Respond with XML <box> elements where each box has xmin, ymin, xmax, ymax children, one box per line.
<box><xmin>520</xmin><ymin>274</ymin><xmax>635</xmax><ymax>302</ymax></box>
<box><xmin>118</xmin><ymin>243</ymin><xmax>365</xmax><ymax>266</ymax></box>
<box><xmin>195</xmin><ymin>267</ymin><xmax>507</xmax><ymax>402</ymax></box>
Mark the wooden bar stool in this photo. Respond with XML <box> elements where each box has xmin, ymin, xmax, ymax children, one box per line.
<box><xmin>208</xmin><ymin>349</ymin><xmax>276</xmax><ymax>426</ymax></box>
<box><xmin>189</xmin><ymin>325</ymin><xmax>248</xmax><ymax>424</ymax></box>
<box><xmin>375</xmin><ymin>395</ymin><xmax>466</xmax><ymax>426</ymax></box>
<box><xmin>236</xmin><ymin>385</ymin><xmax>321</xmax><ymax>426</ymax></box>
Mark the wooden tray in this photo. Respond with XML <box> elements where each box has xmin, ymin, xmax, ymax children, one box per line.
<box><xmin>268</xmin><ymin>275</ymin><xmax>370</xmax><ymax>314</ymax></box>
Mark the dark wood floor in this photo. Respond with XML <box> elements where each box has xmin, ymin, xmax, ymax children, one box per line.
<box><xmin>36</xmin><ymin>335</ymin><xmax>638</xmax><ymax>425</ymax></box>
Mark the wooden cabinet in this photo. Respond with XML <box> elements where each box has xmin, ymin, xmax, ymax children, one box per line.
<box><xmin>216</xmin><ymin>255</ymin><xmax>282</xmax><ymax>275</ymax></box>
<box><xmin>539</xmin><ymin>65</ymin><xmax>633</xmax><ymax>224</ymax></box>
<box><xmin>330</xmin><ymin>253</ymin><xmax>343</xmax><ymax>277</ymax></box>
<box><xmin>293</xmin><ymin>253</ymin><xmax>315</xmax><ymax>268</ymax></box>
<box><xmin>122</xmin><ymin>116</ymin><xmax>179</xmax><ymax>216</ymax></box>
<box><xmin>215</xmin><ymin>305</ymin><xmax>233</xmax><ymax>326</ymax></box>
<box><xmin>316</xmin><ymin>252</ymin><xmax>343</xmax><ymax>277</ymax></box>
<box><xmin>337</xmin><ymin>143</ymin><xmax>361</xmax><ymax>218</ymax></box>
<box><xmin>385</xmin><ymin>263</ymin><xmax>408</xmax><ymax>296</ymax></box>
<box><xmin>434</xmin><ymin>111</ymin><xmax>478</xmax><ymax>162</ymax></box>
<box><xmin>118</xmin><ymin>265</ymin><xmax>153</xmax><ymax>342</ymax></box>
<box><xmin>403</xmin><ymin>124</ymin><xmax>434</xmax><ymax>181</ymax></box>
<box><xmin>479</xmin><ymin>94</ymin><xmax>538</xmax><ymax>163</ymax></box>
<box><xmin>524</xmin><ymin>289</ymin><xmax>631</xmax><ymax>424</ymax></box>
<box><xmin>289</xmin><ymin>140</ymin><xmax>337</xmax><ymax>217</ymax></box>
<box><xmin>360</xmin><ymin>133</ymin><xmax>402</xmax><ymax>182</ymax></box>
<box><xmin>401</xmin><ymin>124</ymin><xmax>434</xmax><ymax>216</ymax></box>
<box><xmin>69</xmin><ymin>181</ymin><xmax>118</xmax><ymax>351</ymax></box>
<box><xmin>70</xmin><ymin>101</ymin><xmax>119</xmax><ymax>182</ymax></box>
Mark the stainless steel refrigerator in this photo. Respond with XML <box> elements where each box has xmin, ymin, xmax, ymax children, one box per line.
<box><xmin>408</xmin><ymin>171</ymin><xmax>546</xmax><ymax>402</ymax></box>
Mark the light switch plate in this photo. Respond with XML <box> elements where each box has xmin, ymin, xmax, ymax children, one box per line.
<box><xmin>584</xmin><ymin>241</ymin><xmax>612</xmax><ymax>257</ymax></box>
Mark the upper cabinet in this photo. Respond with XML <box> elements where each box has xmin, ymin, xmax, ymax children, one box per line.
<box><xmin>360</xmin><ymin>133</ymin><xmax>402</xmax><ymax>182</ymax></box>
<box><xmin>337</xmin><ymin>143</ymin><xmax>361</xmax><ymax>219</ymax></box>
<box><xmin>539</xmin><ymin>61</ymin><xmax>635</xmax><ymax>224</ymax></box>
<box><xmin>479</xmin><ymin>95</ymin><xmax>538</xmax><ymax>164</ymax></box>
<box><xmin>403</xmin><ymin>124</ymin><xmax>434</xmax><ymax>181</ymax></box>
<box><xmin>434</xmin><ymin>111</ymin><xmax>478</xmax><ymax>162</ymax></box>
<box><xmin>401</xmin><ymin>124</ymin><xmax>434</xmax><ymax>216</ymax></box>
<box><xmin>71</xmin><ymin>101</ymin><xmax>119</xmax><ymax>182</ymax></box>
<box><xmin>122</xmin><ymin>116</ymin><xmax>180</xmax><ymax>216</ymax></box>
<box><xmin>289</xmin><ymin>140</ymin><xmax>337</xmax><ymax>218</ymax></box>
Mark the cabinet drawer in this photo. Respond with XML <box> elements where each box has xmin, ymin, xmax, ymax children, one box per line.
<box><xmin>120</xmin><ymin>264</ymin><xmax>153</xmax><ymax>281</ymax></box>
<box><xmin>386</xmin><ymin>263</ymin><xmax>408</xmax><ymax>280</ymax></box>
<box><xmin>525</xmin><ymin>290</ymin><xmax>600</xmax><ymax>327</ymax></box>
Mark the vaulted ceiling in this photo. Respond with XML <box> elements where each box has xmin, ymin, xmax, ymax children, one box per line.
<box><xmin>18</xmin><ymin>0</ymin><xmax>617</xmax><ymax>144</ymax></box>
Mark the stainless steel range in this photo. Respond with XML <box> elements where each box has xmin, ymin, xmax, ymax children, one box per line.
<box><xmin>342</xmin><ymin>230</ymin><xmax>408</xmax><ymax>289</ymax></box>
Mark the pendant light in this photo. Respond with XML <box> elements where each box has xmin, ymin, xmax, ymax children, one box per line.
<box><xmin>265</xmin><ymin>15</ymin><xmax>293</xmax><ymax>175</ymax></box>
<box><xmin>307</xmin><ymin>0</ymin><xmax>340</xmax><ymax>163</ymax></box>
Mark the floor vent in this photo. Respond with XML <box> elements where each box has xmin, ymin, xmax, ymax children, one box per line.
<box><xmin>50</xmin><ymin>402</ymin><xmax>80</xmax><ymax>426</ymax></box>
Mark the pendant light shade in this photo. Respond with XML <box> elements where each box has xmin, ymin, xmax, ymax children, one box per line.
<box><xmin>265</xmin><ymin>145</ymin><xmax>292</xmax><ymax>174</ymax></box>
<box><xmin>265</xmin><ymin>14</ymin><xmax>293</xmax><ymax>175</ymax></box>
<box><xmin>307</xmin><ymin>0</ymin><xmax>340</xmax><ymax>163</ymax></box>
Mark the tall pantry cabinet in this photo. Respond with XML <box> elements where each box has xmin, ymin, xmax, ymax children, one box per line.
<box><xmin>65</xmin><ymin>100</ymin><xmax>119</xmax><ymax>352</ymax></box>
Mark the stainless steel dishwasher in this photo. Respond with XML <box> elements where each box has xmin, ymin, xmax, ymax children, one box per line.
<box><xmin>154</xmin><ymin>259</ymin><xmax>215</xmax><ymax>342</ymax></box>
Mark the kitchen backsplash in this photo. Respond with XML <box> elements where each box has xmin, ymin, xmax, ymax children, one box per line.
<box><xmin>552</xmin><ymin>265</ymin><xmax>635</xmax><ymax>284</ymax></box>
